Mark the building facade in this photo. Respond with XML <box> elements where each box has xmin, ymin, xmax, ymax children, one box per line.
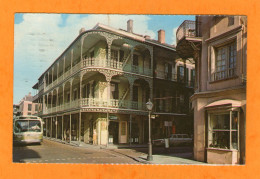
<box><xmin>32</xmin><ymin>20</ymin><xmax>194</xmax><ymax>146</ymax></box>
<box><xmin>176</xmin><ymin>16</ymin><xmax>247</xmax><ymax>164</ymax></box>
<box><xmin>17</xmin><ymin>92</ymin><xmax>39</xmax><ymax>116</ymax></box>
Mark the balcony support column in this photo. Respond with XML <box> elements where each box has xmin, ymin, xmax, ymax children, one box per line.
<box><xmin>70</xmin><ymin>49</ymin><xmax>73</xmax><ymax>74</ymax></box>
<box><xmin>69</xmin><ymin>113</ymin><xmax>71</xmax><ymax>143</ymax></box>
<box><xmin>62</xmin><ymin>115</ymin><xmax>64</xmax><ymax>141</ymax></box>
<box><xmin>63</xmin><ymin>57</ymin><xmax>65</xmax><ymax>80</ymax></box>
<box><xmin>79</xmin><ymin>74</ymin><xmax>83</xmax><ymax>144</ymax></box>
<box><xmin>43</xmin><ymin>95</ymin><xmax>46</xmax><ymax>114</ymax></box>
<box><xmin>70</xmin><ymin>79</ymin><xmax>73</xmax><ymax>108</ymax></box>
<box><xmin>57</xmin><ymin>63</ymin><xmax>59</xmax><ymax>82</ymax></box>
<box><xmin>62</xmin><ymin>84</ymin><xmax>65</xmax><ymax>108</ymax></box>
<box><xmin>52</xmin><ymin>68</ymin><xmax>54</xmax><ymax>85</ymax></box>
<box><xmin>50</xmin><ymin>117</ymin><xmax>52</xmax><ymax>138</ymax></box>
<box><xmin>56</xmin><ymin>116</ymin><xmax>58</xmax><ymax>139</ymax></box>
<box><xmin>48</xmin><ymin>72</ymin><xmax>50</xmax><ymax>86</ymax></box>
<box><xmin>107</xmin><ymin>80</ymin><xmax>111</xmax><ymax>107</ymax></box>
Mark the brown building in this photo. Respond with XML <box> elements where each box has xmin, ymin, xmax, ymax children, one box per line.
<box><xmin>176</xmin><ymin>16</ymin><xmax>247</xmax><ymax>164</ymax></box>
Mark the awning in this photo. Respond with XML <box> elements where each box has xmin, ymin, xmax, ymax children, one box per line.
<box><xmin>205</xmin><ymin>99</ymin><xmax>242</xmax><ymax>110</ymax></box>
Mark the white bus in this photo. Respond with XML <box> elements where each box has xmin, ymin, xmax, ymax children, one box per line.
<box><xmin>13</xmin><ymin>116</ymin><xmax>43</xmax><ymax>144</ymax></box>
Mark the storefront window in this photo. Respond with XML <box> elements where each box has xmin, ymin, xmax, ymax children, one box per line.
<box><xmin>208</xmin><ymin>110</ymin><xmax>239</xmax><ymax>150</ymax></box>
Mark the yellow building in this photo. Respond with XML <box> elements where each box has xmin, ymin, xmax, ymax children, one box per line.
<box><xmin>33</xmin><ymin>20</ymin><xmax>195</xmax><ymax>146</ymax></box>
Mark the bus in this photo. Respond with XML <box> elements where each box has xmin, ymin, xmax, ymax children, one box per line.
<box><xmin>13</xmin><ymin>116</ymin><xmax>43</xmax><ymax>144</ymax></box>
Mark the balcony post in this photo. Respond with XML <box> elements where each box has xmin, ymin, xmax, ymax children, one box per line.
<box><xmin>46</xmin><ymin>94</ymin><xmax>49</xmax><ymax>111</ymax></box>
<box><xmin>50</xmin><ymin>117</ymin><xmax>52</xmax><ymax>138</ymax></box>
<box><xmin>106</xmin><ymin>78</ymin><xmax>111</xmax><ymax>107</ymax></box>
<box><xmin>57</xmin><ymin>62</ymin><xmax>59</xmax><ymax>82</ymax></box>
<box><xmin>62</xmin><ymin>84</ymin><xmax>65</xmax><ymax>110</ymax></box>
<box><xmin>63</xmin><ymin>57</ymin><xmax>65</xmax><ymax>80</ymax></box>
<box><xmin>79</xmin><ymin>74</ymin><xmax>83</xmax><ymax>144</ymax></box>
<box><xmin>70</xmin><ymin>49</ymin><xmax>73</xmax><ymax>74</ymax></box>
<box><xmin>43</xmin><ymin>95</ymin><xmax>45</xmax><ymax>114</ymax></box>
<box><xmin>69</xmin><ymin>113</ymin><xmax>71</xmax><ymax>143</ymax></box>
<box><xmin>70</xmin><ymin>79</ymin><xmax>72</xmax><ymax>108</ymax></box>
<box><xmin>48</xmin><ymin>72</ymin><xmax>50</xmax><ymax>87</ymax></box>
<box><xmin>56</xmin><ymin>116</ymin><xmax>58</xmax><ymax>139</ymax></box>
<box><xmin>52</xmin><ymin>67</ymin><xmax>54</xmax><ymax>86</ymax></box>
<box><xmin>107</xmin><ymin>40</ymin><xmax>112</xmax><ymax>67</ymax></box>
<box><xmin>56</xmin><ymin>88</ymin><xmax>59</xmax><ymax>111</ymax></box>
<box><xmin>62</xmin><ymin>115</ymin><xmax>64</xmax><ymax>141</ymax></box>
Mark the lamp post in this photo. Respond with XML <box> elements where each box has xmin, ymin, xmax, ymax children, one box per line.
<box><xmin>146</xmin><ymin>99</ymin><xmax>153</xmax><ymax>161</ymax></box>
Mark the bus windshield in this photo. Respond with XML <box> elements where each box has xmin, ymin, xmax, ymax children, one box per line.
<box><xmin>14</xmin><ymin>120</ymin><xmax>41</xmax><ymax>133</ymax></box>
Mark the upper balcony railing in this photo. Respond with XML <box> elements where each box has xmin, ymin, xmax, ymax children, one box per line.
<box><xmin>176</xmin><ymin>20</ymin><xmax>196</xmax><ymax>44</ymax></box>
<box><xmin>44</xmin><ymin>57</ymin><xmax>152</xmax><ymax>92</ymax></box>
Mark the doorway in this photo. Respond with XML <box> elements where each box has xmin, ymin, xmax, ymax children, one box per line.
<box><xmin>108</xmin><ymin>121</ymin><xmax>119</xmax><ymax>144</ymax></box>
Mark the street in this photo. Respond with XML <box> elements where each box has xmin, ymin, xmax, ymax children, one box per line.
<box><xmin>13</xmin><ymin>139</ymin><xmax>194</xmax><ymax>164</ymax></box>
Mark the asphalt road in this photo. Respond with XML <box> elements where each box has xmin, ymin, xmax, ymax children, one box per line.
<box><xmin>13</xmin><ymin>139</ymin><xmax>193</xmax><ymax>164</ymax></box>
<box><xmin>13</xmin><ymin>140</ymin><xmax>143</xmax><ymax>164</ymax></box>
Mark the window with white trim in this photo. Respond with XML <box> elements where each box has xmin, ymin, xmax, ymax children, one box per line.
<box><xmin>208</xmin><ymin>110</ymin><xmax>239</xmax><ymax>150</ymax></box>
<box><xmin>212</xmin><ymin>42</ymin><xmax>237</xmax><ymax>81</ymax></box>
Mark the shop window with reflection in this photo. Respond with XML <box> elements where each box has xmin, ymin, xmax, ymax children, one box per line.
<box><xmin>208</xmin><ymin>110</ymin><xmax>239</xmax><ymax>150</ymax></box>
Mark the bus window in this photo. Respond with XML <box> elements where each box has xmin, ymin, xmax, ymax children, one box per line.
<box><xmin>29</xmin><ymin>120</ymin><xmax>41</xmax><ymax>132</ymax></box>
<box><xmin>15</xmin><ymin>120</ymin><xmax>29</xmax><ymax>133</ymax></box>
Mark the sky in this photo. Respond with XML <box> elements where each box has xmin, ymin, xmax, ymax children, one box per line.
<box><xmin>13</xmin><ymin>13</ymin><xmax>195</xmax><ymax>104</ymax></box>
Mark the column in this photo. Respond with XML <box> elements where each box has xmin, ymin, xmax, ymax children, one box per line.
<box><xmin>71</xmin><ymin>50</ymin><xmax>73</xmax><ymax>74</ymax></box>
<box><xmin>50</xmin><ymin>117</ymin><xmax>52</xmax><ymax>138</ymax></box>
<box><xmin>57</xmin><ymin>63</ymin><xmax>59</xmax><ymax>82</ymax></box>
<box><xmin>62</xmin><ymin>115</ymin><xmax>64</xmax><ymax>141</ymax></box>
<box><xmin>56</xmin><ymin>116</ymin><xmax>58</xmax><ymax>139</ymax></box>
<box><xmin>63</xmin><ymin>84</ymin><xmax>65</xmax><ymax>107</ymax></box>
<box><xmin>79</xmin><ymin>112</ymin><xmax>81</xmax><ymax>144</ymax></box>
<box><xmin>79</xmin><ymin>75</ymin><xmax>83</xmax><ymax>144</ymax></box>
<box><xmin>46</xmin><ymin>118</ymin><xmax>48</xmax><ymax>137</ymax></box>
<box><xmin>48</xmin><ymin>72</ymin><xmax>50</xmax><ymax>86</ymax></box>
<box><xmin>63</xmin><ymin>57</ymin><xmax>65</xmax><ymax>80</ymax></box>
<box><xmin>69</xmin><ymin>113</ymin><xmax>72</xmax><ymax>143</ymax></box>
<box><xmin>129</xmin><ymin>79</ymin><xmax>134</xmax><ymax>109</ymax></box>
<box><xmin>70</xmin><ymin>80</ymin><xmax>72</xmax><ymax>107</ymax></box>
<box><xmin>43</xmin><ymin>95</ymin><xmax>45</xmax><ymax>113</ymax></box>
<box><xmin>129</xmin><ymin>114</ymin><xmax>132</xmax><ymax>146</ymax></box>
<box><xmin>52</xmin><ymin>68</ymin><xmax>54</xmax><ymax>85</ymax></box>
<box><xmin>107</xmin><ymin>79</ymin><xmax>111</xmax><ymax>106</ymax></box>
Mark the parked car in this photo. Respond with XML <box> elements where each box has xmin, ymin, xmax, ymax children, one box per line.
<box><xmin>152</xmin><ymin>134</ymin><xmax>193</xmax><ymax>146</ymax></box>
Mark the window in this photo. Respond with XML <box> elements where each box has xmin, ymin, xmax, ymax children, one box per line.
<box><xmin>35</xmin><ymin>104</ymin><xmax>38</xmax><ymax>111</ymax></box>
<box><xmin>191</xmin><ymin>69</ymin><xmax>195</xmax><ymax>86</ymax></box>
<box><xmin>177</xmin><ymin>66</ymin><xmax>185</xmax><ymax>82</ymax></box>
<box><xmin>212</xmin><ymin>42</ymin><xmax>237</xmax><ymax>81</ymax></box>
<box><xmin>208</xmin><ymin>111</ymin><xmax>239</xmax><ymax>150</ymax></box>
<box><xmin>28</xmin><ymin>104</ymin><xmax>32</xmax><ymax>111</ymax></box>
<box><xmin>228</xmin><ymin>16</ymin><xmax>234</xmax><ymax>26</ymax></box>
<box><xmin>111</xmin><ymin>82</ymin><xmax>119</xmax><ymax>99</ymax></box>
<box><xmin>133</xmin><ymin>54</ymin><xmax>139</xmax><ymax>66</ymax></box>
<box><xmin>133</xmin><ymin>86</ymin><xmax>138</xmax><ymax>101</ymax></box>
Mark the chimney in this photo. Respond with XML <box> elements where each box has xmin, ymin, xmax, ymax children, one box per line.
<box><xmin>127</xmin><ymin>19</ymin><xmax>133</xmax><ymax>33</ymax></box>
<box><xmin>79</xmin><ymin>28</ymin><xmax>86</xmax><ymax>34</ymax></box>
<box><xmin>158</xmin><ymin>29</ymin><xmax>165</xmax><ymax>43</ymax></box>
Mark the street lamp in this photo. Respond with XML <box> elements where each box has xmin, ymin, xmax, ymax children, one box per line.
<box><xmin>146</xmin><ymin>99</ymin><xmax>153</xmax><ymax>161</ymax></box>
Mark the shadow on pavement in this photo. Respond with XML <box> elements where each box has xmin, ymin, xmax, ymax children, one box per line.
<box><xmin>13</xmin><ymin>143</ymin><xmax>42</xmax><ymax>163</ymax></box>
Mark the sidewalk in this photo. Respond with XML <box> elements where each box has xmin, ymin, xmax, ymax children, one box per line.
<box><xmin>136</xmin><ymin>154</ymin><xmax>205</xmax><ymax>165</ymax></box>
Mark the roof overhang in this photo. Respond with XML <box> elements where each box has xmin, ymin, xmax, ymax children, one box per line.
<box><xmin>205</xmin><ymin>99</ymin><xmax>242</xmax><ymax>111</ymax></box>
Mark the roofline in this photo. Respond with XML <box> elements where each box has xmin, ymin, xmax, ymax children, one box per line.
<box><xmin>37</xmin><ymin>24</ymin><xmax>177</xmax><ymax>80</ymax></box>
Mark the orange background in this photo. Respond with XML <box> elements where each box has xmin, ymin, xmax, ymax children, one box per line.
<box><xmin>0</xmin><ymin>0</ymin><xmax>259</xmax><ymax>178</ymax></box>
